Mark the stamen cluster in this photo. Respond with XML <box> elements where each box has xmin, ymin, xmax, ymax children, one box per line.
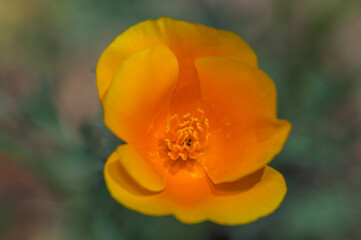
<box><xmin>164</xmin><ymin>109</ymin><xmax>210</xmax><ymax>161</ymax></box>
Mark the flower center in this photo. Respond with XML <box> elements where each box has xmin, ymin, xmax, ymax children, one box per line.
<box><xmin>164</xmin><ymin>108</ymin><xmax>210</xmax><ymax>161</ymax></box>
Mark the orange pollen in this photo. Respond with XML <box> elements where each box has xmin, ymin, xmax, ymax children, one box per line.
<box><xmin>164</xmin><ymin>108</ymin><xmax>210</xmax><ymax>161</ymax></box>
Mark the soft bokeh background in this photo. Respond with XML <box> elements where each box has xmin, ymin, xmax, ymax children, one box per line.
<box><xmin>1</xmin><ymin>0</ymin><xmax>360</xmax><ymax>239</ymax></box>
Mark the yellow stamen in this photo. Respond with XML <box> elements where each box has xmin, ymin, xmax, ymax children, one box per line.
<box><xmin>164</xmin><ymin>108</ymin><xmax>210</xmax><ymax>161</ymax></box>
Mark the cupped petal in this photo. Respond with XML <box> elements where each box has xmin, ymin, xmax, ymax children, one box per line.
<box><xmin>116</xmin><ymin>144</ymin><xmax>169</xmax><ymax>192</ymax></box>
<box><xmin>201</xmin><ymin>118</ymin><xmax>291</xmax><ymax>184</ymax></box>
<box><xmin>97</xmin><ymin>17</ymin><xmax>257</xmax><ymax>114</ymax></box>
<box><xmin>103</xmin><ymin>44</ymin><xmax>179</xmax><ymax>145</ymax></box>
<box><xmin>196</xmin><ymin>57</ymin><xmax>277</xmax><ymax>127</ymax></box>
<box><xmin>104</xmin><ymin>152</ymin><xmax>287</xmax><ymax>225</ymax></box>
<box><xmin>204</xmin><ymin>165</ymin><xmax>286</xmax><ymax>225</ymax></box>
<box><xmin>195</xmin><ymin>57</ymin><xmax>291</xmax><ymax>183</ymax></box>
<box><xmin>104</xmin><ymin>151</ymin><xmax>173</xmax><ymax>216</ymax></box>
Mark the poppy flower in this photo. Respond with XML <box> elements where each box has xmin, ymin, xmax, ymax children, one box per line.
<box><xmin>97</xmin><ymin>17</ymin><xmax>291</xmax><ymax>225</ymax></box>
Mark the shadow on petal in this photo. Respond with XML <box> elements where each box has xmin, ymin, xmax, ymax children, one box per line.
<box><xmin>107</xmin><ymin>160</ymin><xmax>159</xmax><ymax>196</ymax></box>
<box><xmin>210</xmin><ymin>167</ymin><xmax>264</xmax><ymax>196</ymax></box>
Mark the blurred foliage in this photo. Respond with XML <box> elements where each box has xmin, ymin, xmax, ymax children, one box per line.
<box><xmin>0</xmin><ymin>0</ymin><xmax>361</xmax><ymax>239</ymax></box>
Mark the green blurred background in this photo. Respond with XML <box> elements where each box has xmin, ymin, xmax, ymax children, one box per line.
<box><xmin>1</xmin><ymin>0</ymin><xmax>360</xmax><ymax>239</ymax></box>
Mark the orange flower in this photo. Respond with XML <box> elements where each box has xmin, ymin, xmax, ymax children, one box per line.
<box><xmin>97</xmin><ymin>17</ymin><xmax>291</xmax><ymax>225</ymax></box>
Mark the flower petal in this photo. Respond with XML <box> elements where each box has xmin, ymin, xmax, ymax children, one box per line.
<box><xmin>104</xmin><ymin>152</ymin><xmax>287</xmax><ymax>225</ymax></box>
<box><xmin>202</xmin><ymin>119</ymin><xmax>291</xmax><ymax>184</ymax></box>
<box><xmin>104</xmin><ymin>151</ymin><xmax>172</xmax><ymax>216</ymax></box>
<box><xmin>102</xmin><ymin>44</ymin><xmax>179</xmax><ymax>145</ymax></box>
<box><xmin>116</xmin><ymin>144</ymin><xmax>169</xmax><ymax>192</ymax></box>
<box><xmin>97</xmin><ymin>17</ymin><xmax>257</xmax><ymax>113</ymax></box>
<box><xmin>204</xmin><ymin>165</ymin><xmax>286</xmax><ymax>225</ymax></box>
<box><xmin>195</xmin><ymin>57</ymin><xmax>291</xmax><ymax>183</ymax></box>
